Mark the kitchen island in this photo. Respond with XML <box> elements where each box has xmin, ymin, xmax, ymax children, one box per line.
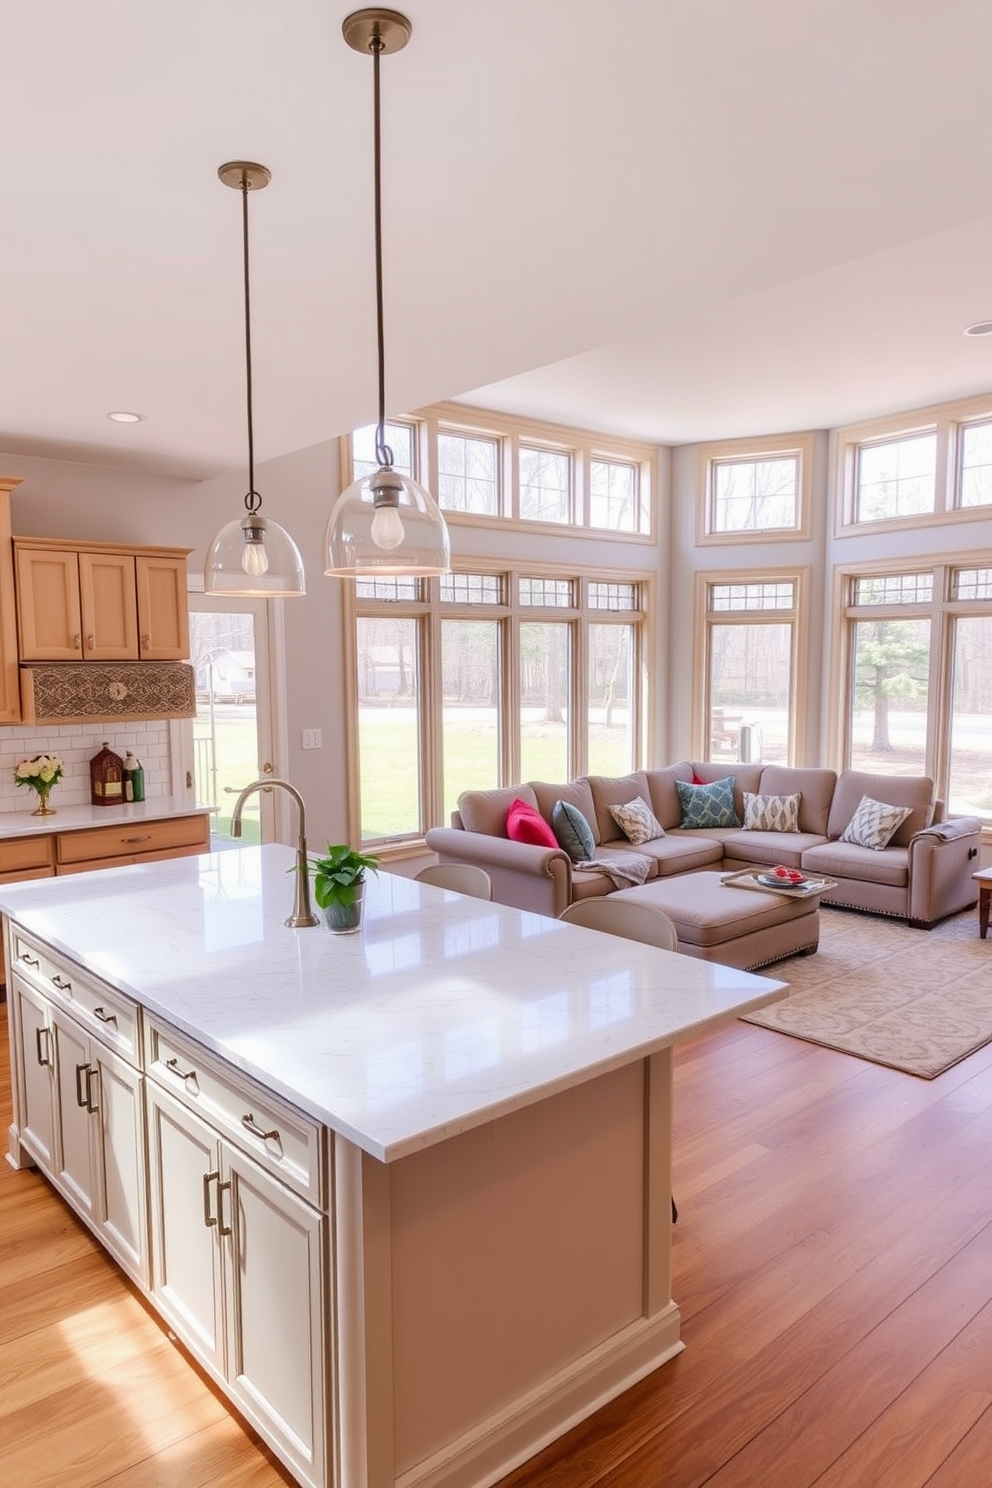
<box><xmin>2</xmin><ymin>845</ymin><xmax>787</xmax><ymax>1488</ymax></box>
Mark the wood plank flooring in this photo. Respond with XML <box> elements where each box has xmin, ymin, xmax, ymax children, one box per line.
<box><xmin>3</xmin><ymin>974</ymin><xmax>991</xmax><ymax>1487</ymax></box>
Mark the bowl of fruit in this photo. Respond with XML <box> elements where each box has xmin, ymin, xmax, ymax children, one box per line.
<box><xmin>756</xmin><ymin>865</ymin><xmax>808</xmax><ymax>889</ymax></box>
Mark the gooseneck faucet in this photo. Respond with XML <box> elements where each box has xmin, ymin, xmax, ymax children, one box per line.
<box><xmin>230</xmin><ymin>778</ymin><xmax>320</xmax><ymax>928</ymax></box>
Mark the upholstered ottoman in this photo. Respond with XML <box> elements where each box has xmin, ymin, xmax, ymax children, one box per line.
<box><xmin>614</xmin><ymin>870</ymin><xmax>820</xmax><ymax>971</ymax></box>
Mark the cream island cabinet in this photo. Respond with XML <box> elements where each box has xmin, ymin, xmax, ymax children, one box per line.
<box><xmin>2</xmin><ymin>846</ymin><xmax>787</xmax><ymax>1488</ymax></box>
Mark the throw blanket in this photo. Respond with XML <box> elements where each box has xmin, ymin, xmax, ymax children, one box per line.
<box><xmin>577</xmin><ymin>850</ymin><xmax>652</xmax><ymax>889</ymax></box>
<box><xmin>917</xmin><ymin>816</ymin><xmax>979</xmax><ymax>842</ymax></box>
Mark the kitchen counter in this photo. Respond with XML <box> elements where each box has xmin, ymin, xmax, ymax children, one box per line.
<box><xmin>0</xmin><ymin>843</ymin><xmax>785</xmax><ymax>1161</ymax></box>
<box><xmin>0</xmin><ymin>796</ymin><xmax>212</xmax><ymax>839</ymax></box>
<box><xmin>1</xmin><ymin>844</ymin><xmax>789</xmax><ymax>1488</ymax></box>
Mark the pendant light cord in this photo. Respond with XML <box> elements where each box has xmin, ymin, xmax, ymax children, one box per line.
<box><xmin>372</xmin><ymin>36</ymin><xmax>394</xmax><ymax>471</ymax></box>
<box><xmin>241</xmin><ymin>174</ymin><xmax>261</xmax><ymax>516</ymax></box>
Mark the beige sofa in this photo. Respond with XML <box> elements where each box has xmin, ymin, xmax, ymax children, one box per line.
<box><xmin>425</xmin><ymin>761</ymin><xmax>981</xmax><ymax>929</ymax></box>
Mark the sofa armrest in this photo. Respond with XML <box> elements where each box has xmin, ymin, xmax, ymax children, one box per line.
<box><xmin>906</xmin><ymin>817</ymin><xmax>982</xmax><ymax>927</ymax></box>
<box><xmin>424</xmin><ymin>827</ymin><xmax>572</xmax><ymax>918</ymax></box>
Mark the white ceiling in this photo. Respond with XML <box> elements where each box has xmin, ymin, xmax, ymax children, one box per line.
<box><xmin>5</xmin><ymin>1</ymin><xmax>992</xmax><ymax>480</ymax></box>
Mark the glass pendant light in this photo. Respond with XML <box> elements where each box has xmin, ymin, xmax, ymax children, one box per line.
<box><xmin>324</xmin><ymin>10</ymin><xmax>451</xmax><ymax>577</ymax></box>
<box><xmin>205</xmin><ymin>161</ymin><xmax>306</xmax><ymax>596</ymax></box>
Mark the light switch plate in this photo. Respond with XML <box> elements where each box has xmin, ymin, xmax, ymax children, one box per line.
<box><xmin>302</xmin><ymin>728</ymin><xmax>322</xmax><ymax>749</ymax></box>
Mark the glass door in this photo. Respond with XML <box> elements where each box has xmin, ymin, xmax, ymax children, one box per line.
<box><xmin>187</xmin><ymin>597</ymin><xmax>276</xmax><ymax>844</ymax></box>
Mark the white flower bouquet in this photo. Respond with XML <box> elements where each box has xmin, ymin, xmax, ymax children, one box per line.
<box><xmin>14</xmin><ymin>753</ymin><xmax>65</xmax><ymax>814</ymax></box>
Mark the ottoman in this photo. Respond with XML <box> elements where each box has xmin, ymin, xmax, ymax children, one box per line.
<box><xmin>614</xmin><ymin>870</ymin><xmax>820</xmax><ymax>971</ymax></box>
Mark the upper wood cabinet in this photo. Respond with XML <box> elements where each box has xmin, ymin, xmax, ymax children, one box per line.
<box><xmin>14</xmin><ymin>539</ymin><xmax>190</xmax><ymax>663</ymax></box>
<box><xmin>0</xmin><ymin>480</ymin><xmax>23</xmax><ymax>721</ymax></box>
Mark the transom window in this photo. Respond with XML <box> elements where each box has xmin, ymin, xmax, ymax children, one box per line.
<box><xmin>519</xmin><ymin>446</ymin><xmax>571</xmax><ymax>525</ymax></box>
<box><xmin>437</xmin><ymin>432</ymin><xmax>499</xmax><ymax>515</ymax></box>
<box><xmin>697</xmin><ymin>433</ymin><xmax>813</xmax><ymax>544</ymax></box>
<box><xmin>856</xmin><ymin>433</ymin><xmax>936</xmax><ymax>522</ymax></box>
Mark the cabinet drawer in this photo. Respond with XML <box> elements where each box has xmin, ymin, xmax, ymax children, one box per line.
<box><xmin>10</xmin><ymin>929</ymin><xmax>140</xmax><ymax>1061</ymax></box>
<box><xmin>145</xmin><ymin>1019</ymin><xmax>324</xmax><ymax>1206</ymax></box>
<box><xmin>56</xmin><ymin>813</ymin><xmax>209</xmax><ymax>866</ymax></box>
<box><xmin>0</xmin><ymin>835</ymin><xmax>54</xmax><ymax>874</ymax></box>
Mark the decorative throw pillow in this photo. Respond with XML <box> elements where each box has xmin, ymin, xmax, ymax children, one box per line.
<box><xmin>608</xmin><ymin>796</ymin><xmax>665</xmax><ymax>846</ymax></box>
<box><xmin>552</xmin><ymin>799</ymin><xmax>596</xmax><ymax>862</ymax></box>
<box><xmin>675</xmin><ymin>775</ymin><xmax>740</xmax><ymax>829</ymax></box>
<box><xmin>505</xmin><ymin>798</ymin><xmax>558</xmax><ymax>849</ymax></box>
<box><xmin>840</xmin><ymin>795</ymin><xmax>913</xmax><ymax>851</ymax></box>
<box><xmin>742</xmin><ymin>791</ymin><xmax>801</xmax><ymax>833</ymax></box>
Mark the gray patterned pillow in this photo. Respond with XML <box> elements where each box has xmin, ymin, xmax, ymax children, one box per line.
<box><xmin>840</xmin><ymin>795</ymin><xmax>913</xmax><ymax>850</ymax></box>
<box><xmin>742</xmin><ymin>791</ymin><xmax>801</xmax><ymax>832</ymax></box>
<box><xmin>552</xmin><ymin>799</ymin><xmax>596</xmax><ymax>862</ymax></box>
<box><xmin>609</xmin><ymin>796</ymin><xmax>665</xmax><ymax>846</ymax></box>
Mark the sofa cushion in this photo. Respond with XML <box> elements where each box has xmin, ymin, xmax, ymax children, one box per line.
<box><xmin>552</xmin><ymin>799</ymin><xmax>596</xmax><ymax>861</ymax></box>
<box><xmin>458</xmin><ymin>784</ymin><xmax>539</xmax><ymax>837</ymax></box>
<box><xmin>675</xmin><ymin>775</ymin><xmax>741</xmax><ymax>829</ymax></box>
<box><xmin>609</xmin><ymin>796</ymin><xmax>665</xmax><ymax>846</ymax></box>
<box><xmin>645</xmin><ymin>762</ymin><xmax>695</xmax><ymax>830</ymax></box>
<box><xmin>531</xmin><ymin>778</ymin><xmax>600</xmax><ymax>844</ymax></box>
<box><xmin>802</xmin><ymin>839</ymin><xmax>909</xmax><ymax>889</ymax></box>
<box><xmin>742</xmin><ymin>791</ymin><xmax>801</xmax><ymax>832</ymax></box>
<box><xmin>506</xmin><ymin>798</ymin><xmax>558</xmax><ymax>848</ymax></box>
<box><xmin>827</xmin><ymin>770</ymin><xmax>933</xmax><ymax>847</ymax></box>
<box><xmin>840</xmin><ymin>795</ymin><xmax>913</xmax><ymax>851</ymax></box>
<box><xmin>688</xmin><ymin>763</ymin><xmax>763</xmax><ymax>820</ymax></box>
<box><xmin>758</xmin><ymin>765</ymin><xmax>836</xmax><ymax>835</ymax></box>
<box><xmin>585</xmin><ymin>771</ymin><xmax>653</xmax><ymax>844</ymax></box>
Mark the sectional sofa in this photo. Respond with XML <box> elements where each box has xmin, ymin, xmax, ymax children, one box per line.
<box><xmin>425</xmin><ymin>761</ymin><xmax>981</xmax><ymax>929</ymax></box>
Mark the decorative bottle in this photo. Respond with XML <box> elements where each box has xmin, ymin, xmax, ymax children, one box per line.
<box><xmin>90</xmin><ymin>742</ymin><xmax>125</xmax><ymax>806</ymax></box>
<box><xmin>123</xmin><ymin>751</ymin><xmax>145</xmax><ymax>803</ymax></box>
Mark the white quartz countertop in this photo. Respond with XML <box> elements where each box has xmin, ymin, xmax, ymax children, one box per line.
<box><xmin>0</xmin><ymin>844</ymin><xmax>788</xmax><ymax>1161</ymax></box>
<box><xmin>0</xmin><ymin>797</ymin><xmax>212</xmax><ymax>839</ymax></box>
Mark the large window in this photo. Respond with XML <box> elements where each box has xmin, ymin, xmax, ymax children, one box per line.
<box><xmin>352</xmin><ymin>568</ymin><xmax>647</xmax><ymax>846</ymax></box>
<box><xmin>349</xmin><ymin>402</ymin><xmax>657</xmax><ymax>538</ymax></box>
<box><xmin>837</xmin><ymin>394</ymin><xmax>992</xmax><ymax>531</ymax></box>
<box><xmin>833</xmin><ymin>559</ymin><xmax>992</xmax><ymax>820</ymax></box>
<box><xmin>695</xmin><ymin>572</ymin><xmax>808</xmax><ymax>765</ymax></box>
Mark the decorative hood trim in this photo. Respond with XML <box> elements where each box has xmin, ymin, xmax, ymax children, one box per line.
<box><xmin>20</xmin><ymin>662</ymin><xmax>196</xmax><ymax>723</ymax></box>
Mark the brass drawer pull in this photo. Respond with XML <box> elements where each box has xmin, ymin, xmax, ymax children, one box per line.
<box><xmin>93</xmin><ymin>1006</ymin><xmax>118</xmax><ymax>1026</ymax></box>
<box><xmin>20</xmin><ymin>953</ymin><xmax>40</xmax><ymax>969</ymax></box>
<box><xmin>50</xmin><ymin>974</ymin><xmax>72</xmax><ymax>992</ymax></box>
<box><xmin>121</xmin><ymin>834</ymin><xmax>152</xmax><ymax>844</ymax></box>
<box><xmin>165</xmin><ymin>1055</ymin><xmax>198</xmax><ymax>1086</ymax></box>
<box><xmin>241</xmin><ymin>1113</ymin><xmax>279</xmax><ymax>1142</ymax></box>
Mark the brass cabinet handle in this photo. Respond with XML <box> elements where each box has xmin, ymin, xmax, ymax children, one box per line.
<box><xmin>21</xmin><ymin>953</ymin><xmax>40</xmax><ymax>969</ymax></box>
<box><xmin>217</xmin><ymin>1178</ymin><xmax>233</xmax><ymax>1238</ymax></box>
<box><xmin>51</xmin><ymin>974</ymin><xmax>72</xmax><ymax>992</ymax></box>
<box><xmin>165</xmin><ymin>1055</ymin><xmax>198</xmax><ymax>1086</ymax></box>
<box><xmin>93</xmin><ymin>1006</ymin><xmax>118</xmax><ymax>1026</ymax></box>
<box><xmin>142</xmin><ymin>633</ymin><xmax>151</xmax><ymax>646</ymax></box>
<box><xmin>73</xmin><ymin>634</ymin><xmax>81</xmax><ymax>649</ymax></box>
<box><xmin>87</xmin><ymin>634</ymin><xmax>95</xmax><ymax>649</ymax></box>
<box><xmin>35</xmin><ymin>1026</ymin><xmax>51</xmax><ymax>1067</ymax></box>
<box><xmin>202</xmin><ymin>1170</ymin><xmax>219</xmax><ymax>1228</ymax></box>
<box><xmin>121</xmin><ymin>835</ymin><xmax>151</xmax><ymax>844</ymax></box>
<box><xmin>241</xmin><ymin>1113</ymin><xmax>279</xmax><ymax>1142</ymax></box>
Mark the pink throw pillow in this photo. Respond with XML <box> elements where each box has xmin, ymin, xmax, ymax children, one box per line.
<box><xmin>506</xmin><ymin>798</ymin><xmax>558</xmax><ymax>849</ymax></box>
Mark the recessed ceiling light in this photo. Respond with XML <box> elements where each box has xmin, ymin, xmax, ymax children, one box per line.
<box><xmin>106</xmin><ymin>410</ymin><xmax>144</xmax><ymax>423</ymax></box>
<box><xmin>963</xmin><ymin>321</ymin><xmax>992</xmax><ymax>337</ymax></box>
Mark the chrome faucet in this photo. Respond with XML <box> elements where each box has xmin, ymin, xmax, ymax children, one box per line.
<box><xmin>230</xmin><ymin>778</ymin><xmax>320</xmax><ymax>928</ymax></box>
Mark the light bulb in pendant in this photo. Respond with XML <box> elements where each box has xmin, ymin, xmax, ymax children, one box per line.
<box><xmin>371</xmin><ymin>503</ymin><xmax>406</xmax><ymax>550</ymax></box>
<box><xmin>241</xmin><ymin>514</ymin><xmax>270</xmax><ymax>575</ymax></box>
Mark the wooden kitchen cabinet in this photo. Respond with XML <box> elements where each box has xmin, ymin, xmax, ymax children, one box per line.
<box><xmin>54</xmin><ymin>812</ymin><xmax>210</xmax><ymax>871</ymax></box>
<box><xmin>0</xmin><ymin>480</ymin><xmax>23</xmax><ymax>721</ymax></box>
<box><xmin>14</xmin><ymin>538</ymin><xmax>190</xmax><ymax>662</ymax></box>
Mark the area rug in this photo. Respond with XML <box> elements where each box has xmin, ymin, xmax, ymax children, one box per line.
<box><xmin>742</xmin><ymin>905</ymin><xmax>991</xmax><ymax>1078</ymax></box>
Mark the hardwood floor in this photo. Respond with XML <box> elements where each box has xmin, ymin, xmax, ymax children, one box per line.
<box><xmin>3</xmin><ymin>980</ymin><xmax>991</xmax><ymax>1487</ymax></box>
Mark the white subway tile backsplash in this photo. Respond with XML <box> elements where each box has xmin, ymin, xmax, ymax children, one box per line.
<box><xmin>3</xmin><ymin>720</ymin><xmax>173</xmax><ymax>808</ymax></box>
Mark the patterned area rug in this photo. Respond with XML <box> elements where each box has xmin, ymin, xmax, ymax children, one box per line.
<box><xmin>742</xmin><ymin>904</ymin><xmax>991</xmax><ymax>1078</ymax></box>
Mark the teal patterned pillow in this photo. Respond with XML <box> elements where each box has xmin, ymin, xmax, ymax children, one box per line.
<box><xmin>675</xmin><ymin>775</ymin><xmax>740</xmax><ymax>829</ymax></box>
<box><xmin>552</xmin><ymin>799</ymin><xmax>596</xmax><ymax>862</ymax></box>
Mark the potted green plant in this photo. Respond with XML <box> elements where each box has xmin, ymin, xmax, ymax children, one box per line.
<box><xmin>309</xmin><ymin>843</ymin><xmax>379</xmax><ymax>934</ymax></box>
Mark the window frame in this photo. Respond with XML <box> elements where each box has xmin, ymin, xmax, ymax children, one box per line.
<box><xmin>695</xmin><ymin>432</ymin><xmax>814</xmax><ymax>546</ymax></box>
<box><xmin>692</xmin><ymin>566</ymin><xmax>810</xmax><ymax>765</ymax></box>
<box><xmin>835</xmin><ymin>391</ymin><xmax>992</xmax><ymax>535</ymax></box>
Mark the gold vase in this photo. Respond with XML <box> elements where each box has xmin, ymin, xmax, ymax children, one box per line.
<box><xmin>31</xmin><ymin>791</ymin><xmax>55</xmax><ymax>817</ymax></box>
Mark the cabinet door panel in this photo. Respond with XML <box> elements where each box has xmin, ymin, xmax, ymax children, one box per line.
<box><xmin>15</xmin><ymin>548</ymin><xmax>82</xmax><ymax>659</ymax></box>
<box><xmin>225</xmin><ymin>1148</ymin><xmax>327</xmax><ymax>1488</ymax></box>
<box><xmin>135</xmin><ymin>555</ymin><xmax>189</xmax><ymax>659</ymax></box>
<box><xmin>52</xmin><ymin>1011</ymin><xmax>99</xmax><ymax>1222</ymax></box>
<box><xmin>95</xmin><ymin>1046</ymin><xmax>147</xmax><ymax>1284</ymax></box>
<box><xmin>147</xmin><ymin>1085</ymin><xmax>225</xmax><ymax>1371</ymax></box>
<box><xmin>79</xmin><ymin>551</ymin><xmax>138</xmax><ymax>659</ymax></box>
<box><xmin>10</xmin><ymin>976</ymin><xmax>57</xmax><ymax>1171</ymax></box>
